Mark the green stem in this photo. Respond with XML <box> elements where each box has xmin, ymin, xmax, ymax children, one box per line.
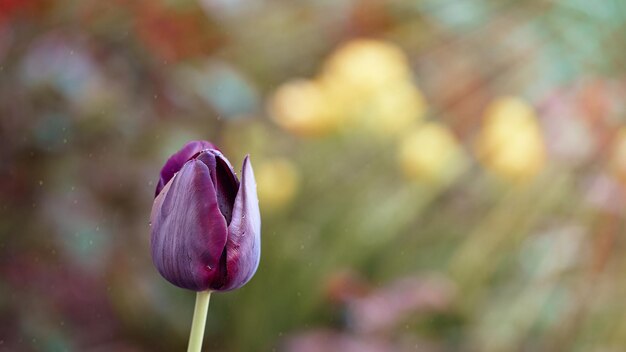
<box><xmin>187</xmin><ymin>291</ymin><xmax>211</xmax><ymax>352</ymax></box>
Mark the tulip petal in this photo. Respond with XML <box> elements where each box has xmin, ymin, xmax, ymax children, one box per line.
<box><xmin>150</xmin><ymin>159</ymin><xmax>228</xmax><ymax>291</ymax></box>
<box><xmin>215</xmin><ymin>154</ymin><xmax>239</xmax><ymax>224</ymax></box>
<box><xmin>217</xmin><ymin>156</ymin><xmax>261</xmax><ymax>291</ymax></box>
<box><xmin>155</xmin><ymin>140</ymin><xmax>216</xmax><ymax>197</ymax></box>
<box><xmin>195</xmin><ymin>150</ymin><xmax>239</xmax><ymax>224</ymax></box>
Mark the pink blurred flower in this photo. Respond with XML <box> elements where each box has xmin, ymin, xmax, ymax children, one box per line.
<box><xmin>282</xmin><ymin>330</ymin><xmax>397</xmax><ymax>352</ymax></box>
<box><xmin>538</xmin><ymin>88</ymin><xmax>596</xmax><ymax>166</ymax></box>
<box><xmin>282</xmin><ymin>329</ymin><xmax>442</xmax><ymax>352</ymax></box>
<box><xmin>346</xmin><ymin>275</ymin><xmax>454</xmax><ymax>334</ymax></box>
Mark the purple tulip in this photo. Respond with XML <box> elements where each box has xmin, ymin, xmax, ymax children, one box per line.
<box><xmin>150</xmin><ymin>140</ymin><xmax>261</xmax><ymax>291</ymax></box>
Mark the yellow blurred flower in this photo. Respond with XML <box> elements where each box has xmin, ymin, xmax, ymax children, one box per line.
<box><xmin>255</xmin><ymin>158</ymin><xmax>300</xmax><ymax>212</ymax></box>
<box><xmin>361</xmin><ymin>81</ymin><xmax>427</xmax><ymax>136</ymax></box>
<box><xmin>609</xmin><ymin>127</ymin><xmax>626</xmax><ymax>184</ymax></box>
<box><xmin>268</xmin><ymin>39</ymin><xmax>428</xmax><ymax>138</ymax></box>
<box><xmin>476</xmin><ymin>97</ymin><xmax>546</xmax><ymax>182</ymax></box>
<box><xmin>319</xmin><ymin>39</ymin><xmax>426</xmax><ymax>137</ymax></box>
<box><xmin>321</xmin><ymin>39</ymin><xmax>412</xmax><ymax>94</ymax></box>
<box><xmin>398</xmin><ymin>122</ymin><xmax>466</xmax><ymax>184</ymax></box>
<box><xmin>268</xmin><ymin>79</ymin><xmax>340</xmax><ymax>137</ymax></box>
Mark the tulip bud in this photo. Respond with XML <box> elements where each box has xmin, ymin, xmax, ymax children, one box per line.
<box><xmin>150</xmin><ymin>141</ymin><xmax>261</xmax><ymax>291</ymax></box>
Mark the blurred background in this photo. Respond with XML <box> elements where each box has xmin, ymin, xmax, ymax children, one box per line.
<box><xmin>2</xmin><ymin>0</ymin><xmax>626</xmax><ymax>351</ymax></box>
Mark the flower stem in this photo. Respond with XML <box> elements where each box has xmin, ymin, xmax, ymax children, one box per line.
<box><xmin>187</xmin><ymin>291</ymin><xmax>211</xmax><ymax>352</ymax></box>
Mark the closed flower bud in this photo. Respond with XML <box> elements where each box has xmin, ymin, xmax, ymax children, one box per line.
<box><xmin>150</xmin><ymin>141</ymin><xmax>261</xmax><ymax>291</ymax></box>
